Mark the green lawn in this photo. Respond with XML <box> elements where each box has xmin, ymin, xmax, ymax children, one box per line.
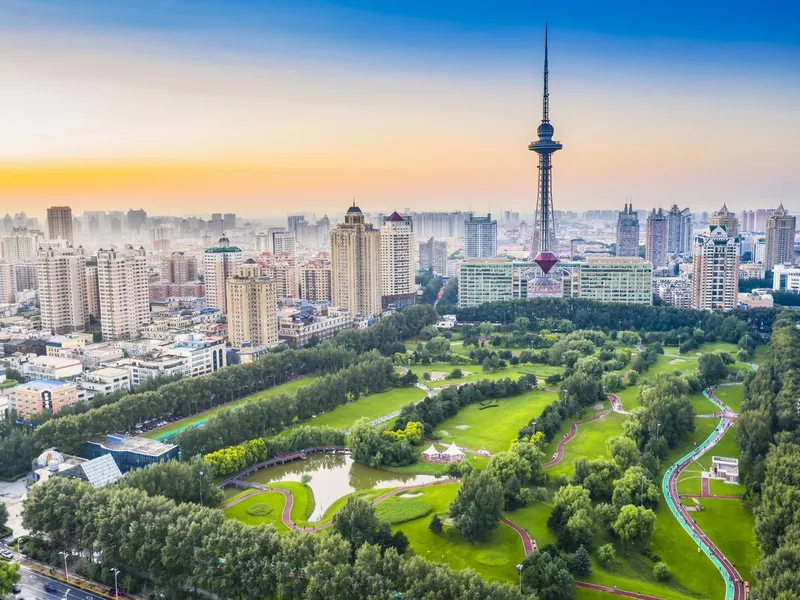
<box><xmin>431</xmin><ymin>388</ymin><xmax>558</xmax><ymax>454</ymax></box>
<box><xmin>692</xmin><ymin>499</ymin><xmax>759</xmax><ymax>584</ymax></box>
<box><xmin>298</xmin><ymin>386</ymin><xmax>427</xmax><ymax>431</ymax></box>
<box><xmin>222</xmin><ymin>491</ymin><xmax>290</xmax><ymax>533</ymax></box>
<box><xmin>375</xmin><ymin>495</ymin><xmax>433</xmax><ymax>524</ymax></box>
<box><xmin>713</xmin><ymin>385</ymin><xmax>744</xmax><ymax>413</ymax></box>
<box><xmin>407</xmin><ymin>362</ymin><xmax>564</xmax><ymax>388</ymax></box>
<box><xmin>543</xmin><ymin>410</ymin><xmax>625</xmax><ymax>481</ymax></box>
<box><xmin>614</xmin><ymin>385</ymin><xmax>641</xmax><ymax>411</ymax></box>
<box><xmin>641</xmin><ymin>354</ymin><xmax>700</xmax><ymax>380</ymax></box>
<box><xmin>144</xmin><ymin>376</ymin><xmax>319</xmax><ymax>440</ymax></box>
<box><xmin>752</xmin><ymin>345</ymin><xmax>770</xmax><ymax>365</ymax></box>
<box><xmin>664</xmin><ymin>342</ymin><xmax>740</xmax><ymax>358</ymax></box>
<box><xmin>272</xmin><ymin>481</ymin><xmax>314</xmax><ymax>524</ymax></box>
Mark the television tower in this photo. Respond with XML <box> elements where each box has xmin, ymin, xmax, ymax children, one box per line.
<box><xmin>529</xmin><ymin>24</ymin><xmax>562</xmax><ymax>272</ymax></box>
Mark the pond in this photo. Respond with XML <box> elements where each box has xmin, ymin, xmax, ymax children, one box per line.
<box><xmin>243</xmin><ymin>453</ymin><xmax>439</xmax><ymax>521</ymax></box>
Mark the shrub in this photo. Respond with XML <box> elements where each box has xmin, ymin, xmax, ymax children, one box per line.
<box><xmin>428</xmin><ymin>514</ymin><xmax>443</xmax><ymax>534</ymax></box>
<box><xmin>246</xmin><ymin>503</ymin><xmax>274</xmax><ymax>517</ymax></box>
<box><xmin>653</xmin><ymin>562</ymin><xmax>670</xmax><ymax>581</ymax></box>
<box><xmin>374</xmin><ymin>496</ymin><xmax>432</xmax><ymax>525</ymax></box>
<box><xmin>597</xmin><ymin>543</ymin><xmax>616</xmax><ymax>568</ymax></box>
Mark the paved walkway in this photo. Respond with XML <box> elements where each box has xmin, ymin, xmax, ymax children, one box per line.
<box><xmin>543</xmin><ymin>410</ymin><xmax>611</xmax><ymax>468</ymax></box>
<box><xmin>608</xmin><ymin>394</ymin><xmax>629</xmax><ymax>415</ymax></box>
<box><xmin>500</xmin><ymin>516</ymin><xmax>536</xmax><ymax>556</ymax></box>
<box><xmin>575</xmin><ymin>582</ymin><xmax>665</xmax><ymax>599</ymax></box>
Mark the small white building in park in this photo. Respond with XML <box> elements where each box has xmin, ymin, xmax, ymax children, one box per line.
<box><xmin>422</xmin><ymin>445</ymin><xmax>441</xmax><ymax>461</ymax></box>
<box><xmin>711</xmin><ymin>456</ymin><xmax>739</xmax><ymax>484</ymax></box>
<box><xmin>442</xmin><ymin>443</ymin><xmax>465</xmax><ymax>462</ymax></box>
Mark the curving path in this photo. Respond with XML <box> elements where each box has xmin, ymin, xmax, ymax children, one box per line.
<box><xmin>575</xmin><ymin>582</ymin><xmax>665</xmax><ymax>599</ymax></box>
<box><xmin>500</xmin><ymin>516</ymin><xmax>536</xmax><ymax>556</ymax></box>
<box><xmin>608</xmin><ymin>394</ymin><xmax>629</xmax><ymax>415</ymax></box>
<box><xmin>662</xmin><ymin>386</ymin><xmax>747</xmax><ymax>600</ymax></box>
<box><xmin>543</xmin><ymin>410</ymin><xmax>611</xmax><ymax>468</ymax></box>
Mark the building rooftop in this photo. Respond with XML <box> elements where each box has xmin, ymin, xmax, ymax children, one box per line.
<box><xmin>86</xmin><ymin>366</ymin><xmax>130</xmax><ymax>379</ymax></box>
<box><xmin>59</xmin><ymin>454</ymin><xmax>123</xmax><ymax>488</ymax></box>
<box><xmin>32</xmin><ymin>355</ymin><xmax>82</xmax><ymax>368</ymax></box>
<box><xmin>90</xmin><ymin>434</ymin><xmax>177</xmax><ymax>458</ymax></box>
<box><xmin>20</xmin><ymin>379</ymin><xmax>74</xmax><ymax>391</ymax></box>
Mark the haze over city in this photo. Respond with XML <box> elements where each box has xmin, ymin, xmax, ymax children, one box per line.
<box><xmin>1</xmin><ymin>0</ymin><xmax>798</xmax><ymax>215</ymax></box>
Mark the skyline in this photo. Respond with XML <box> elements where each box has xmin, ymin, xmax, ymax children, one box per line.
<box><xmin>1</xmin><ymin>1</ymin><xmax>798</xmax><ymax>216</ymax></box>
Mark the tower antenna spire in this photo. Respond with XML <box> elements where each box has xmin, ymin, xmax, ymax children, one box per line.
<box><xmin>542</xmin><ymin>23</ymin><xmax>549</xmax><ymax>124</ymax></box>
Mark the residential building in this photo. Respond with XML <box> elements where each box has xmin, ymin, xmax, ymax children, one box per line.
<box><xmin>13</xmin><ymin>380</ymin><xmax>79</xmax><ymax>419</ymax></box>
<box><xmin>255</xmin><ymin>232</ymin><xmax>271</xmax><ymax>253</ymax></box>
<box><xmin>38</xmin><ymin>246</ymin><xmax>88</xmax><ymax>334</ymax></box>
<box><xmin>278</xmin><ymin>311</ymin><xmax>353</xmax><ymax>348</ymax></box>
<box><xmin>46</xmin><ymin>206</ymin><xmax>74</xmax><ymax>244</ymax></box>
<box><xmin>710</xmin><ymin>204</ymin><xmax>739</xmax><ymax>240</ymax></box>
<box><xmin>81</xmin><ymin>366</ymin><xmax>132</xmax><ymax>395</ymax></box>
<box><xmin>128</xmin><ymin>355</ymin><xmax>189</xmax><ymax>386</ymax></box>
<box><xmin>330</xmin><ymin>203</ymin><xmax>382</xmax><ymax>316</ymax></box>
<box><xmin>754</xmin><ymin>208</ymin><xmax>775</xmax><ymax>233</ymax></box>
<box><xmin>84</xmin><ymin>258</ymin><xmax>100</xmax><ymax>322</ymax></box>
<box><xmin>653</xmin><ymin>277</ymin><xmax>692</xmax><ymax>309</ymax></box>
<box><xmin>97</xmin><ymin>246</ymin><xmax>149</xmax><ymax>341</ymax></box>
<box><xmin>83</xmin><ymin>434</ymin><xmax>178</xmax><ymax>473</ymax></box>
<box><xmin>691</xmin><ymin>226</ymin><xmax>739</xmax><ymax>310</ymax></box>
<box><xmin>615</xmin><ymin>203</ymin><xmax>639</xmax><ymax>257</ymax></box>
<box><xmin>764</xmin><ymin>204</ymin><xmax>796</xmax><ymax>271</ymax></box>
<box><xmin>166</xmin><ymin>252</ymin><xmax>198</xmax><ymax>284</ymax></box>
<box><xmin>772</xmin><ymin>264</ymin><xmax>800</xmax><ymax>293</ymax></box>
<box><xmin>463</xmin><ymin>214</ymin><xmax>497</xmax><ymax>259</ymax></box>
<box><xmin>380</xmin><ymin>212</ymin><xmax>416</xmax><ymax>309</ymax></box>
<box><xmin>754</xmin><ymin>237</ymin><xmax>766</xmax><ymax>264</ymax></box>
<box><xmin>203</xmin><ymin>235</ymin><xmax>243</xmax><ymax>312</ymax></box>
<box><xmin>418</xmin><ymin>237</ymin><xmax>447</xmax><ymax>275</ymax></box>
<box><xmin>226</xmin><ymin>261</ymin><xmax>278</xmax><ymax>349</ymax></box>
<box><xmin>458</xmin><ymin>259</ymin><xmax>513</xmax><ymax>308</ymax></box>
<box><xmin>270</xmin><ymin>259</ymin><xmax>298</xmax><ymax>300</ymax></box>
<box><xmin>223</xmin><ymin>213</ymin><xmax>236</xmax><ymax>231</ymax></box>
<box><xmin>666</xmin><ymin>204</ymin><xmax>693</xmax><ymax>256</ymax></box>
<box><xmin>27</xmin><ymin>355</ymin><xmax>83</xmax><ymax>380</ymax></box>
<box><xmin>127</xmin><ymin>209</ymin><xmax>147</xmax><ymax>231</ymax></box>
<box><xmin>1</xmin><ymin>229</ymin><xmax>40</xmax><ymax>261</ymax></box>
<box><xmin>12</xmin><ymin>262</ymin><xmax>38</xmax><ymax>294</ymax></box>
<box><xmin>299</xmin><ymin>259</ymin><xmax>332</xmax><ymax>302</ymax></box>
<box><xmin>575</xmin><ymin>257</ymin><xmax>653</xmax><ymax>305</ymax></box>
<box><xmin>0</xmin><ymin>263</ymin><xmax>14</xmax><ymax>303</ymax></box>
<box><xmin>269</xmin><ymin>228</ymin><xmax>296</xmax><ymax>257</ymax></box>
<box><xmin>646</xmin><ymin>209</ymin><xmax>669</xmax><ymax>268</ymax></box>
<box><xmin>740</xmin><ymin>210</ymin><xmax>754</xmax><ymax>233</ymax></box>
<box><xmin>738</xmin><ymin>290</ymin><xmax>773</xmax><ymax>309</ymax></box>
<box><xmin>164</xmin><ymin>335</ymin><xmax>226</xmax><ymax>378</ymax></box>
<box><xmin>739</xmin><ymin>263</ymin><xmax>766</xmax><ymax>280</ymax></box>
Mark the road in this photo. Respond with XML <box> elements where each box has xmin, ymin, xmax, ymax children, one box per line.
<box><xmin>15</xmin><ymin>566</ymin><xmax>109</xmax><ymax>600</ymax></box>
<box><xmin>543</xmin><ymin>410</ymin><xmax>610</xmax><ymax>468</ymax></box>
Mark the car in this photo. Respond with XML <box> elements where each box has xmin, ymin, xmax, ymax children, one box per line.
<box><xmin>11</xmin><ymin>584</ymin><xmax>21</xmax><ymax>594</ymax></box>
<box><xmin>43</xmin><ymin>583</ymin><xmax>58</xmax><ymax>593</ymax></box>
<box><xmin>0</xmin><ymin>550</ymin><xmax>13</xmax><ymax>561</ymax></box>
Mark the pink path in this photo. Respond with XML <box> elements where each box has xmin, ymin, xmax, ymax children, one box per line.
<box><xmin>543</xmin><ymin>410</ymin><xmax>611</xmax><ymax>468</ymax></box>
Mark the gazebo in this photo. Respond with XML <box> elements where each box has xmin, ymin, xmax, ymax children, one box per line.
<box><xmin>422</xmin><ymin>445</ymin><xmax>441</xmax><ymax>461</ymax></box>
<box><xmin>441</xmin><ymin>443</ymin><xmax>465</xmax><ymax>462</ymax></box>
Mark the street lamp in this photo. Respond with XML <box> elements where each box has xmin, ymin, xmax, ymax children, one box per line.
<box><xmin>656</xmin><ymin>422</ymin><xmax>661</xmax><ymax>439</ymax></box>
<box><xmin>111</xmin><ymin>567</ymin><xmax>121</xmax><ymax>598</ymax></box>
<box><xmin>58</xmin><ymin>551</ymin><xmax>70</xmax><ymax>581</ymax></box>
<box><xmin>516</xmin><ymin>564</ymin><xmax>524</xmax><ymax>592</ymax></box>
<box><xmin>199</xmin><ymin>470</ymin><xmax>205</xmax><ymax>506</ymax></box>
<box><xmin>561</xmin><ymin>389</ymin><xmax>568</xmax><ymax>408</ymax></box>
<box><xmin>640</xmin><ymin>475</ymin><xmax>647</xmax><ymax>507</ymax></box>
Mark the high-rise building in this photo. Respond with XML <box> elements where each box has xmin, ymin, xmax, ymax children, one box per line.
<box><xmin>97</xmin><ymin>246</ymin><xmax>150</xmax><ymax>341</ymax></box>
<box><xmin>0</xmin><ymin>263</ymin><xmax>15</xmax><ymax>303</ymax></box>
<box><xmin>419</xmin><ymin>237</ymin><xmax>448</xmax><ymax>276</ymax></box>
<box><xmin>269</xmin><ymin>229</ymin><xmax>297</xmax><ymax>257</ymax></box>
<box><xmin>615</xmin><ymin>203</ymin><xmax>640</xmax><ymax>257</ymax></box>
<box><xmin>203</xmin><ymin>235</ymin><xmax>243</xmax><ymax>312</ymax></box>
<box><xmin>46</xmin><ymin>206</ymin><xmax>74</xmax><ymax>244</ymax></box>
<box><xmin>12</xmin><ymin>263</ymin><xmax>37</xmax><ymax>293</ymax></box>
<box><xmin>1</xmin><ymin>228</ymin><xmax>40</xmax><ymax>261</ymax></box>
<box><xmin>226</xmin><ymin>261</ymin><xmax>277</xmax><ymax>349</ymax></box>
<box><xmin>754</xmin><ymin>237</ymin><xmax>766</xmax><ymax>264</ymax></box>
<box><xmin>740</xmin><ymin>210</ymin><xmax>755</xmax><ymax>233</ymax></box>
<box><xmin>223</xmin><ymin>213</ymin><xmax>236</xmax><ymax>231</ymax></box>
<box><xmin>691</xmin><ymin>226</ymin><xmax>739</xmax><ymax>311</ymax></box>
<box><xmin>300</xmin><ymin>259</ymin><xmax>332</xmax><ymax>302</ymax></box>
<box><xmin>709</xmin><ymin>204</ymin><xmax>739</xmax><ymax>240</ymax></box>
<box><xmin>463</xmin><ymin>214</ymin><xmax>497</xmax><ymax>259</ymax></box>
<box><xmin>576</xmin><ymin>257</ymin><xmax>652</xmax><ymax>305</ymax></box>
<box><xmin>269</xmin><ymin>259</ymin><xmax>298</xmax><ymax>299</ymax></box>
<box><xmin>37</xmin><ymin>246</ymin><xmax>87</xmax><ymax>334</ymax></box>
<box><xmin>330</xmin><ymin>203</ymin><xmax>381</xmax><ymax>316</ymax></box>
<box><xmin>287</xmin><ymin>215</ymin><xmax>307</xmax><ymax>233</ymax></box>
<box><xmin>380</xmin><ymin>212</ymin><xmax>416</xmax><ymax>308</ymax></box>
<box><xmin>754</xmin><ymin>209</ymin><xmax>774</xmax><ymax>233</ymax></box>
<box><xmin>255</xmin><ymin>232</ymin><xmax>271</xmax><ymax>253</ymax></box>
<box><xmin>646</xmin><ymin>209</ymin><xmax>669</xmax><ymax>268</ymax></box>
<box><xmin>764</xmin><ymin>204</ymin><xmax>796</xmax><ymax>271</ymax></box>
<box><xmin>166</xmin><ymin>252</ymin><xmax>199</xmax><ymax>284</ymax></box>
<box><xmin>666</xmin><ymin>204</ymin><xmax>693</xmax><ymax>256</ymax></box>
<box><xmin>458</xmin><ymin>259</ymin><xmax>513</xmax><ymax>308</ymax></box>
<box><xmin>85</xmin><ymin>258</ymin><xmax>100</xmax><ymax>321</ymax></box>
<box><xmin>653</xmin><ymin>277</ymin><xmax>692</xmax><ymax>309</ymax></box>
<box><xmin>127</xmin><ymin>209</ymin><xmax>147</xmax><ymax>231</ymax></box>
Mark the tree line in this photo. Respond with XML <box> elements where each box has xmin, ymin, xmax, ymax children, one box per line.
<box><xmin>22</xmin><ymin>477</ymin><xmax>529</xmax><ymax>600</ymax></box>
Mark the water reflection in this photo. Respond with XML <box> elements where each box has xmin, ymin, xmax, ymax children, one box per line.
<box><xmin>245</xmin><ymin>453</ymin><xmax>438</xmax><ymax>521</ymax></box>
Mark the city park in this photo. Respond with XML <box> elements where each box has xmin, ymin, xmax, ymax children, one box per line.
<box><xmin>134</xmin><ymin>307</ymin><xmax>765</xmax><ymax>600</ymax></box>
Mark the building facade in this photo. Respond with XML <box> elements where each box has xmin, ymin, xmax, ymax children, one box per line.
<box><xmin>653</xmin><ymin>277</ymin><xmax>692</xmax><ymax>309</ymax></box>
<box><xmin>14</xmin><ymin>380</ymin><xmax>79</xmax><ymax>419</ymax></box>
<box><xmin>203</xmin><ymin>235</ymin><xmax>243</xmax><ymax>312</ymax></box>
<box><xmin>666</xmin><ymin>204</ymin><xmax>693</xmax><ymax>256</ymax></box>
<box><xmin>46</xmin><ymin>206</ymin><xmax>74</xmax><ymax>244</ymax></box>
<box><xmin>278</xmin><ymin>312</ymin><xmax>353</xmax><ymax>348</ymax></box>
<box><xmin>164</xmin><ymin>335</ymin><xmax>227</xmax><ymax>378</ymax></box>
<box><xmin>330</xmin><ymin>204</ymin><xmax>382</xmax><ymax>316</ymax></box>
<box><xmin>772</xmin><ymin>264</ymin><xmax>800</xmax><ymax>293</ymax></box>
<box><xmin>226</xmin><ymin>261</ymin><xmax>278</xmax><ymax>349</ymax></box>
<box><xmin>764</xmin><ymin>204</ymin><xmax>796</xmax><ymax>271</ymax></box>
<box><xmin>269</xmin><ymin>229</ymin><xmax>296</xmax><ymax>257</ymax></box>
<box><xmin>710</xmin><ymin>204</ymin><xmax>739</xmax><ymax>240</ymax></box>
<box><xmin>615</xmin><ymin>203</ymin><xmax>640</xmax><ymax>257</ymax></box>
<box><xmin>418</xmin><ymin>237</ymin><xmax>448</xmax><ymax>276</ymax></box>
<box><xmin>166</xmin><ymin>252</ymin><xmax>198</xmax><ymax>284</ymax></box>
<box><xmin>691</xmin><ymin>226</ymin><xmax>739</xmax><ymax>310</ymax></box>
<box><xmin>299</xmin><ymin>260</ymin><xmax>333</xmax><ymax>302</ymax></box>
<box><xmin>97</xmin><ymin>246</ymin><xmax>150</xmax><ymax>341</ymax></box>
<box><xmin>576</xmin><ymin>257</ymin><xmax>652</xmax><ymax>305</ymax></box>
<box><xmin>38</xmin><ymin>246</ymin><xmax>88</xmax><ymax>334</ymax></box>
<box><xmin>463</xmin><ymin>214</ymin><xmax>497</xmax><ymax>259</ymax></box>
<box><xmin>380</xmin><ymin>212</ymin><xmax>416</xmax><ymax>308</ymax></box>
<box><xmin>646</xmin><ymin>209</ymin><xmax>669</xmax><ymax>268</ymax></box>
<box><xmin>1</xmin><ymin>229</ymin><xmax>40</xmax><ymax>261</ymax></box>
<box><xmin>458</xmin><ymin>259</ymin><xmax>513</xmax><ymax>308</ymax></box>
<box><xmin>81</xmin><ymin>367</ymin><xmax>132</xmax><ymax>395</ymax></box>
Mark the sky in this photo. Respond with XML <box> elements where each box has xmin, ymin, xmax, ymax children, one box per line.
<box><xmin>1</xmin><ymin>0</ymin><xmax>798</xmax><ymax>218</ymax></box>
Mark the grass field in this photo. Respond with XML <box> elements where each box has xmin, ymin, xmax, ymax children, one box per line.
<box><xmin>713</xmin><ymin>385</ymin><xmax>744</xmax><ymax>413</ymax></box>
<box><xmin>692</xmin><ymin>499</ymin><xmax>759</xmax><ymax>584</ymax></box>
<box><xmin>298</xmin><ymin>386</ymin><xmax>427</xmax><ymax>431</ymax></box>
<box><xmin>543</xmin><ymin>411</ymin><xmax>625</xmax><ymax>480</ymax></box>
<box><xmin>375</xmin><ymin>495</ymin><xmax>432</xmax><ymax>524</ymax></box>
<box><xmin>272</xmin><ymin>481</ymin><xmax>314</xmax><ymax>524</ymax></box>
<box><xmin>222</xmin><ymin>490</ymin><xmax>290</xmax><ymax>533</ymax></box>
<box><xmin>144</xmin><ymin>376</ymin><xmax>319</xmax><ymax>440</ymax></box>
<box><xmin>431</xmin><ymin>388</ymin><xmax>558</xmax><ymax>454</ymax></box>
<box><xmin>407</xmin><ymin>362</ymin><xmax>564</xmax><ymax>388</ymax></box>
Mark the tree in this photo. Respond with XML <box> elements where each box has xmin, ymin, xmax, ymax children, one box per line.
<box><xmin>611</xmin><ymin>467</ymin><xmax>659</xmax><ymax>509</ymax></box>
<box><xmin>606</xmin><ymin>436</ymin><xmax>641</xmax><ymax>471</ymax></box>
<box><xmin>125</xmin><ymin>455</ymin><xmax>223</xmax><ymax>506</ymax></box>
<box><xmin>448</xmin><ymin>470</ymin><xmax>504</xmax><ymax>542</ymax></box>
<box><xmin>428</xmin><ymin>514</ymin><xmax>443</xmax><ymax>534</ymax></box>
<box><xmin>482</xmin><ymin>355</ymin><xmax>502</xmax><ymax>372</ymax></box>
<box><xmin>348</xmin><ymin>418</ymin><xmax>383</xmax><ymax>466</ymax></box>
<box><xmin>0</xmin><ymin>562</ymin><xmax>21</xmax><ymax>596</ymax></box>
<box><xmin>333</xmin><ymin>497</ymin><xmax>380</xmax><ymax>552</ymax></box>
<box><xmin>597</xmin><ymin>543</ymin><xmax>616</xmax><ymax>569</ymax></box>
<box><xmin>521</xmin><ymin>550</ymin><xmax>574</xmax><ymax>600</ymax></box>
<box><xmin>698</xmin><ymin>353</ymin><xmax>727</xmax><ymax>386</ymax></box>
<box><xmin>486</xmin><ymin>451</ymin><xmax>532</xmax><ymax>510</ymax></box>
<box><xmin>653</xmin><ymin>562</ymin><xmax>670</xmax><ymax>581</ymax></box>
<box><xmin>569</xmin><ymin>545</ymin><xmax>591</xmax><ymax>577</ymax></box>
<box><xmin>548</xmin><ymin>484</ymin><xmax>596</xmax><ymax>551</ymax></box>
<box><xmin>612</xmin><ymin>504</ymin><xmax>656</xmax><ymax>548</ymax></box>
<box><xmin>0</xmin><ymin>501</ymin><xmax>8</xmax><ymax>531</ymax></box>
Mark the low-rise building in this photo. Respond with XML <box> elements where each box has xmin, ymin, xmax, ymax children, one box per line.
<box><xmin>45</xmin><ymin>335</ymin><xmax>86</xmax><ymax>357</ymax></box>
<box><xmin>81</xmin><ymin>366</ymin><xmax>132</xmax><ymax>395</ymax></box>
<box><xmin>26</xmin><ymin>355</ymin><xmax>83</xmax><ymax>380</ymax></box>
<box><xmin>773</xmin><ymin>264</ymin><xmax>800</xmax><ymax>293</ymax></box>
<box><xmin>738</xmin><ymin>289</ymin><xmax>774</xmax><ymax>309</ymax></box>
<box><xmin>75</xmin><ymin>344</ymin><xmax>126</xmax><ymax>370</ymax></box>
<box><xmin>83</xmin><ymin>434</ymin><xmax>179</xmax><ymax>473</ymax></box>
<box><xmin>128</xmin><ymin>354</ymin><xmax>189</xmax><ymax>386</ymax></box>
<box><xmin>55</xmin><ymin>454</ymin><xmax>123</xmax><ymax>488</ymax></box>
<box><xmin>739</xmin><ymin>263</ymin><xmax>766</xmax><ymax>281</ymax></box>
<box><xmin>575</xmin><ymin>257</ymin><xmax>653</xmax><ymax>305</ymax></box>
<box><xmin>164</xmin><ymin>335</ymin><xmax>226</xmax><ymax>378</ymax></box>
<box><xmin>13</xmin><ymin>379</ymin><xmax>79</xmax><ymax>419</ymax></box>
<box><xmin>278</xmin><ymin>311</ymin><xmax>353</xmax><ymax>348</ymax></box>
<box><xmin>653</xmin><ymin>277</ymin><xmax>693</xmax><ymax>309</ymax></box>
<box><xmin>458</xmin><ymin>259</ymin><xmax>513</xmax><ymax>308</ymax></box>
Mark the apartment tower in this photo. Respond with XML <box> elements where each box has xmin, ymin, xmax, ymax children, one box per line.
<box><xmin>97</xmin><ymin>245</ymin><xmax>150</xmax><ymax>341</ymax></box>
<box><xmin>615</xmin><ymin>203</ymin><xmax>640</xmax><ymax>257</ymax></box>
<box><xmin>37</xmin><ymin>246</ymin><xmax>87</xmax><ymax>334</ymax></box>
<box><xmin>46</xmin><ymin>206</ymin><xmax>74</xmax><ymax>245</ymax></box>
<box><xmin>380</xmin><ymin>212</ymin><xmax>416</xmax><ymax>308</ymax></box>
<box><xmin>330</xmin><ymin>203</ymin><xmax>381</xmax><ymax>316</ymax></box>
<box><xmin>764</xmin><ymin>204</ymin><xmax>796</xmax><ymax>271</ymax></box>
<box><xmin>203</xmin><ymin>235</ymin><xmax>243</xmax><ymax>312</ymax></box>
<box><xmin>691</xmin><ymin>226</ymin><xmax>739</xmax><ymax>310</ymax></box>
<box><xmin>226</xmin><ymin>260</ymin><xmax>277</xmax><ymax>349</ymax></box>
